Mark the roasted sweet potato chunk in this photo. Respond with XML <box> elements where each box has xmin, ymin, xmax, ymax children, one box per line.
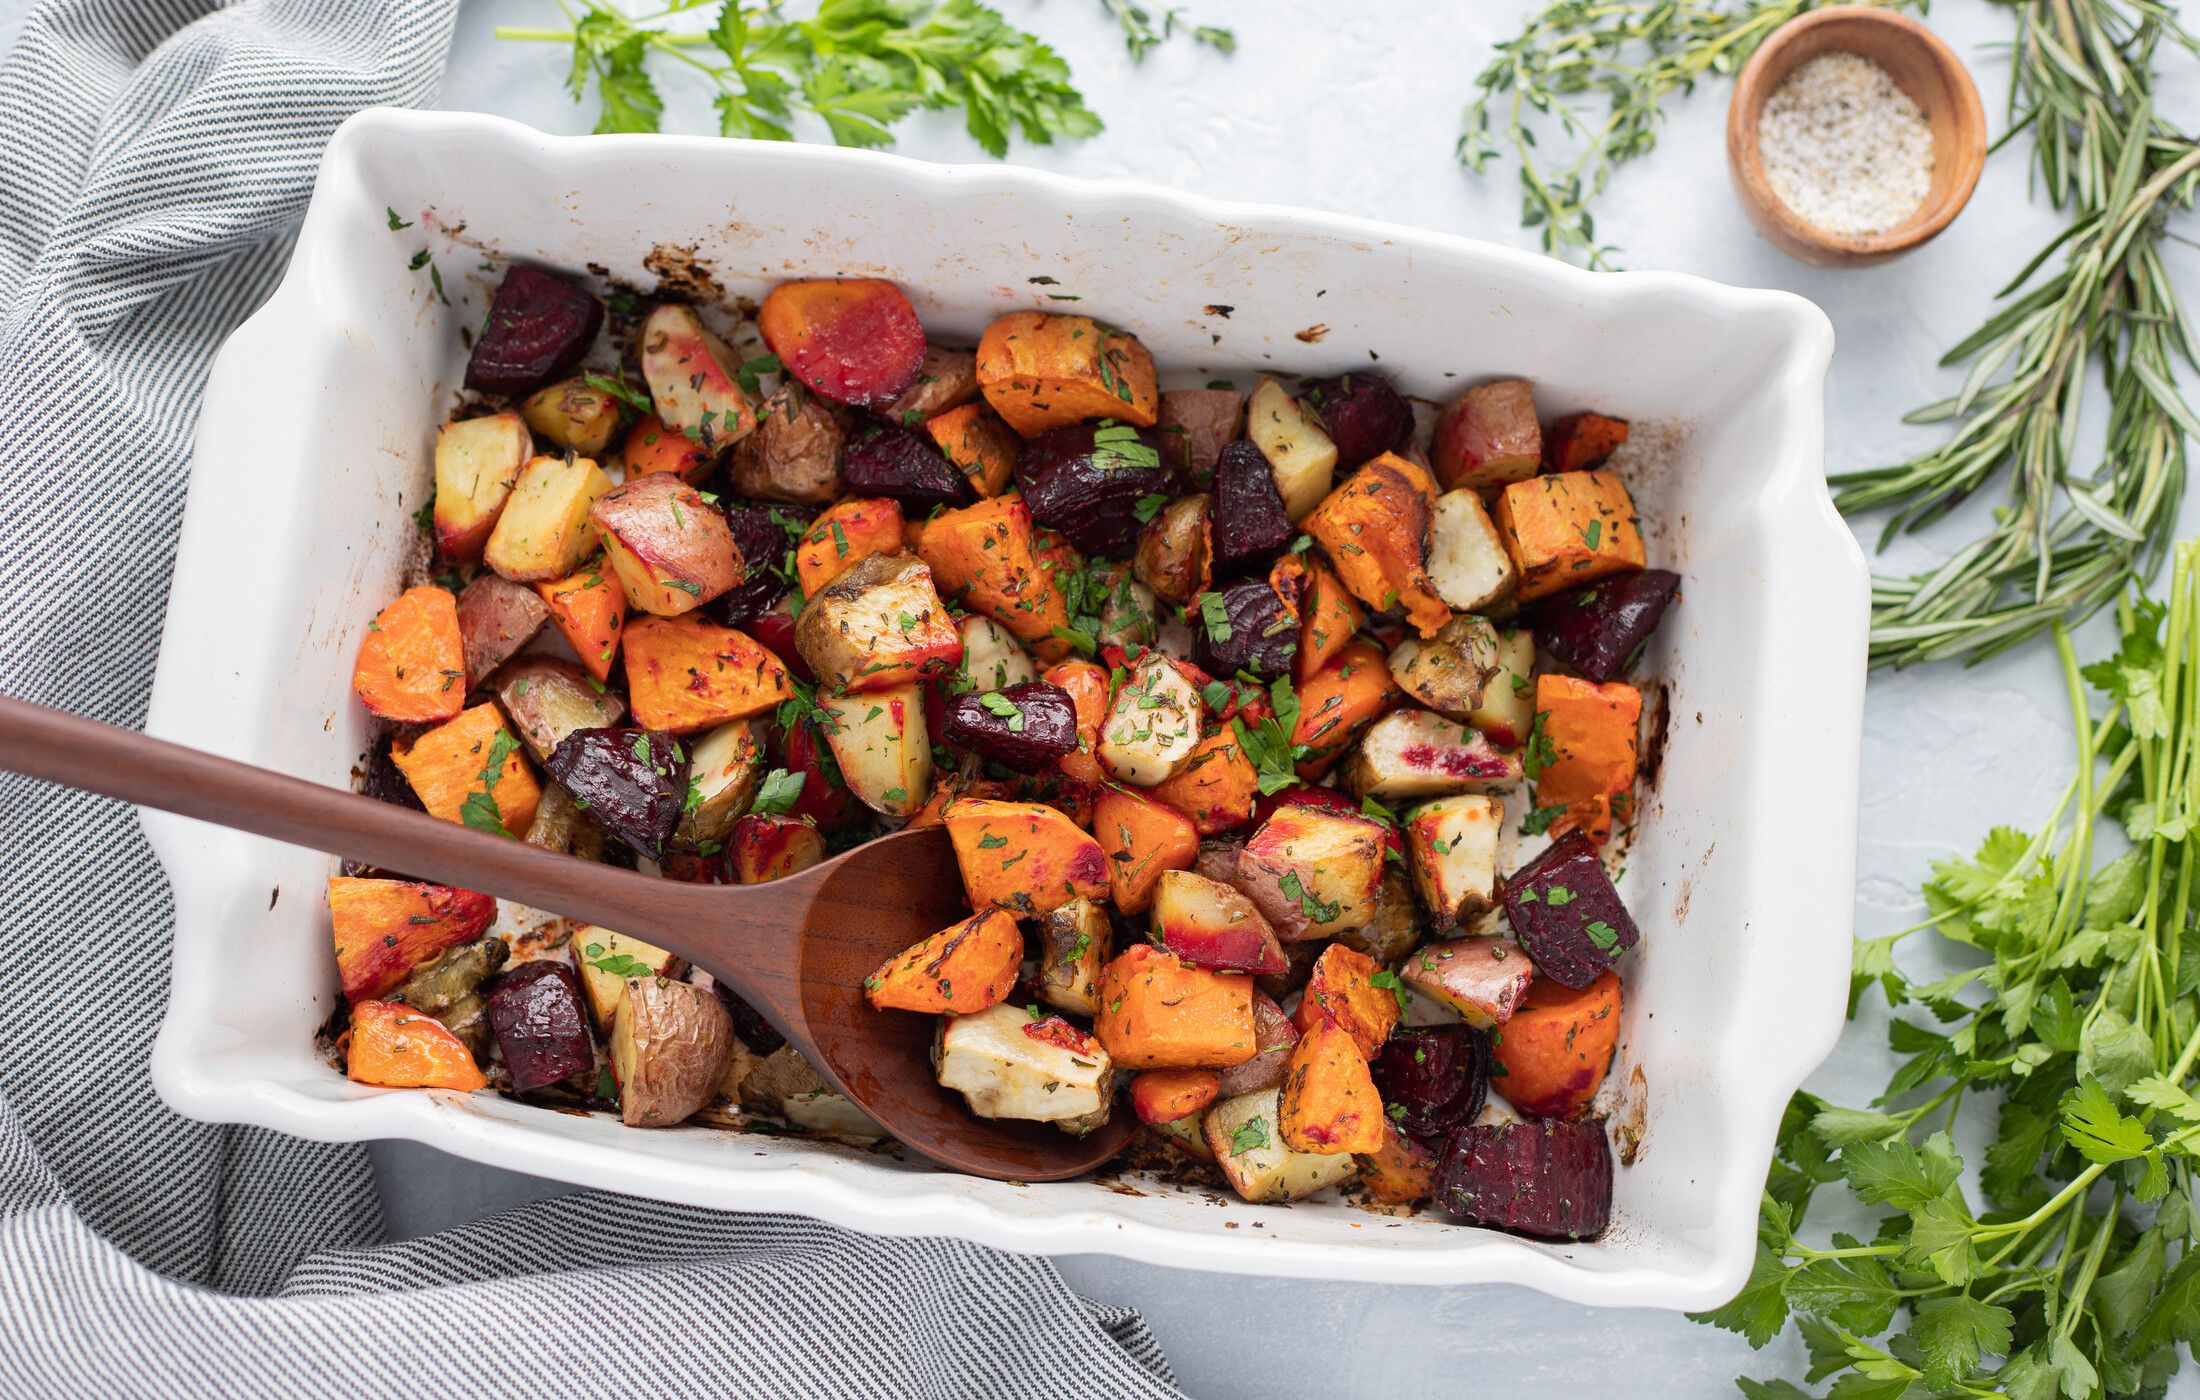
<box><xmin>1303</xmin><ymin>452</ymin><xmax>1450</xmax><ymax>637</ymax></box>
<box><xmin>1279</xmin><ymin>1018</ymin><xmax>1384</xmax><ymax>1154</ymax></box>
<box><xmin>1092</xmin><ymin>784</ymin><xmax>1200</xmax><ymax>914</ymax></box>
<box><xmin>533</xmin><ymin>556</ymin><xmax>628</xmax><ymax>684</ymax></box>
<box><xmin>915</xmin><ymin>495</ymin><xmax>1069</xmax><ymax>650</ymax></box>
<box><xmin>352</xmin><ymin>585</ymin><xmax>466</xmax><ymax>724</ymax></box>
<box><xmin>1093</xmin><ymin>944</ymin><xmax>1258</xmax><ymax>1070</ymax></box>
<box><xmin>944</xmin><ymin>798</ymin><xmax>1108</xmax><ymax>916</ymax></box>
<box><xmin>795</xmin><ymin>495</ymin><xmax>905</xmax><ymax>596</ymax></box>
<box><xmin>1493</xmin><ymin>469</ymin><xmax>1645</xmax><ymax>602</ymax></box>
<box><xmin>1542</xmin><ymin>410</ymin><xmax>1630</xmax><ymax>473</ymax></box>
<box><xmin>622</xmin><ymin>616</ymin><xmax>794</xmax><ymax>733</ymax></box>
<box><xmin>346</xmin><ymin>1000</ymin><xmax>488</xmax><ymax>1091</ymax></box>
<box><xmin>925</xmin><ymin>402</ymin><xmax>1019</xmax><ymax>497</ymax></box>
<box><xmin>328</xmin><ymin>877</ymin><xmax>495</xmax><ymax>1003</ymax></box>
<box><xmin>1432</xmin><ymin>379</ymin><xmax>1541</xmax><ymax>494</ymax></box>
<box><xmin>1532</xmin><ymin>673</ymin><xmax>1641</xmax><ymax>843</ymax></box>
<box><xmin>1131</xmin><ymin>1068</ymin><xmax>1221</xmax><ymax>1125</ymax></box>
<box><xmin>865</xmin><ymin>908</ymin><xmax>1022</xmax><ymax>1015</ymax></box>
<box><xmin>1494</xmin><ymin>971</ymin><xmax>1622</xmax><ymax>1118</ymax></box>
<box><xmin>1291</xmin><ymin>943</ymin><xmax>1399</xmax><ymax>1057</ymax></box>
<box><xmin>391</xmin><ymin>704</ymin><xmax>541</xmax><ymax>835</ymax></box>
<box><xmin>1147</xmin><ymin>728</ymin><xmax>1259</xmax><ymax>835</ymax></box>
<box><xmin>976</xmin><ymin>310</ymin><xmax>1158</xmax><ymax>437</ymax></box>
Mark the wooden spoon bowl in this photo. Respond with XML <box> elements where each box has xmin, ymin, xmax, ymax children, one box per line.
<box><xmin>0</xmin><ymin>694</ymin><xmax>1134</xmax><ymax>1182</ymax></box>
<box><xmin>1727</xmin><ymin>5</ymin><xmax>1986</xmax><ymax>267</ymax></box>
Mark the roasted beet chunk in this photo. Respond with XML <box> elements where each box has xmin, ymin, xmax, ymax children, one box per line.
<box><xmin>841</xmin><ymin>418</ymin><xmax>976</xmax><ymax>510</ymax></box>
<box><xmin>943</xmin><ymin>681</ymin><xmax>1079</xmax><ymax>774</ymax></box>
<box><xmin>543</xmin><ymin>727</ymin><xmax>686</xmax><ymax>861</ymax></box>
<box><xmin>708</xmin><ymin>500</ymin><xmax>807</xmax><ymax>624</ymax></box>
<box><xmin>1012</xmin><ymin>420</ymin><xmax>1173</xmax><ymax>558</ymax></box>
<box><xmin>1302</xmin><ymin>373</ymin><xmax>1412</xmax><ymax>468</ymax></box>
<box><xmin>1503</xmin><ymin>830</ymin><xmax>1639</xmax><ymax>988</ymax></box>
<box><xmin>1530</xmin><ymin>569</ymin><xmax>1680</xmax><ymax>683</ymax></box>
<box><xmin>1434</xmin><ymin>1118</ymin><xmax>1613</xmax><ymax>1240</ymax></box>
<box><xmin>1211</xmin><ymin>441</ymin><xmax>1295</xmax><ymax>575</ymax></box>
<box><xmin>715</xmin><ymin>980</ymin><xmax>787</xmax><ymax>1055</ymax></box>
<box><xmin>1371</xmin><ymin>1025</ymin><xmax>1489</xmax><ymax>1139</ymax></box>
<box><xmin>485</xmin><ymin>960</ymin><xmax>594</xmax><ymax>1093</ymax></box>
<box><xmin>1193</xmin><ymin>577</ymin><xmax>1298</xmax><ymax>681</ymax></box>
<box><xmin>363</xmin><ymin>733</ymin><xmax>425</xmax><ymax>813</ymax></box>
<box><xmin>465</xmin><ymin>266</ymin><xmax>604</xmax><ymax>397</ymax></box>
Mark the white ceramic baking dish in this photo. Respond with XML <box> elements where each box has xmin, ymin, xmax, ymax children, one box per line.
<box><xmin>144</xmin><ymin>108</ymin><xmax>1864</xmax><ymax>1308</ymax></box>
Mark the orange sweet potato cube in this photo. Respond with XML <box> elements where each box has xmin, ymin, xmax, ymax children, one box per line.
<box><xmin>327</xmin><ymin>877</ymin><xmax>496</xmax><ymax>1002</ymax></box>
<box><xmin>1278</xmin><ymin>1017</ymin><xmax>1385</xmax><ymax>1154</ymax></box>
<box><xmin>925</xmin><ymin>403</ymin><xmax>1019</xmax><ymax>498</ymax></box>
<box><xmin>1493</xmin><ymin>469</ymin><xmax>1646</xmax><ymax>602</ymax></box>
<box><xmin>622</xmin><ymin>616</ymin><xmax>794</xmax><ymax>733</ymax></box>
<box><xmin>535</xmin><ymin>556</ymin><xmax>627</xmax><ymax>683</ymax></box>
<box><xmin>1291</xmin><ymin>639</ymin><xmax>1401</xmax><ymax>778</ymax></box>
<box><xmin>391</xmin><ymin>704</ymin><xmax>540</xmax><ymax>835</ymax></box>
<box><xmin>797</xmin><ymin>496</ymin><xmax>905</xmax><ymax>597</ymax></box>
<box><xmin>1092</xmin><ymin>784</ymin><xmax>1200</xmax><ymax>914</ymax></box>
<box><xmin>352</xmin><ymin>586</ymin><xmax>467</xmax><ymax>724</ymax></box>
<box><xmin>1093</xmin><ymin>944</ymin><xmax>1258</xmax><ymax>1070</ymax></box>
<box><xmin>1542</xmin><ymin>411</ymin><xmax>1630</xmax><ymax>474</ymax></box>
<box><xmin>944</xmin><ymin>798</ymin><xmax>1108</xmax><ymax>917</ymax></box>
<box><xmin>1130</xmin><ymin>1068</ymin><xmax>1222</xmax><ymax>1125</ymax></box>
<box><xmin>1292</xmin><ymin>942</ymin><xmax>1400</xmax><ymax>1057</ymax></box>
<box><xmin>1147</xmin><ymin>728</ymin><xmax>1259</xmax><ymax>835</ymax></box>
<box><xmin>1045</xmin><ymin>659</ymin><xmax>1111</xmax><ymax>789</ymax></box>
<box><xmin>1303</xmin><ymin>453</ymin><xmax>1451</xmax><ymax>637</ymax></box>
<box><xmin>1356</xmin><ymin>1121</ymin><xmax>1437</xmax><ymax>1204</ymax></box>
<box><xmin>975</xmin><ymin>311</ymin><xmax>1158</xmax><ymax>437</ymax></box>
<box><xmin>1294</xmin><ymin>559</ymin><xmax>1364</xmax><ymax>683</ymax></box>
<box><xmin>864</xmin><ymin>908</ymin><xmax>1023</xmax><ymax>1014</ymax></box>
<box><xmin>1532</xmin><ymin>673</ymin><xmax>1641</xmax><ymax>843</ymax></box>
<box><xmin>346</xmin><ymin>1000</ymin><xmax>488</xmax><ymax>1091</ymax></box>
<box><xmin>915</xmin><ymin>495</ymin><xmax>1067</xmax><ymax>648</ymax></box>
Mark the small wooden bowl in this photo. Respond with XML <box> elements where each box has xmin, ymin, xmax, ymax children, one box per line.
<box><xmin>1727</xmin><ymin>6</ymin><xmax>1986</xmax><ymax>267</ymax></box>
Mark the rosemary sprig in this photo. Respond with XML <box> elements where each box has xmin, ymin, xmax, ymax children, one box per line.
<box><xmin>1838</xmin><ymin>0</ymin><xmax>2200</xmax><ymax>667</ymax></box>
<box><xmin>1458</xmin><ymin>0</ymin><xmax>1917</xmax><ymax>267</ymax></box>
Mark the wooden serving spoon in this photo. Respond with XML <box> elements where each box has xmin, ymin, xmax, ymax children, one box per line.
<box><xmin>0</xmin><ymin>695</ymin><xmax>1135</xmax><ymax>1182</ymax></box>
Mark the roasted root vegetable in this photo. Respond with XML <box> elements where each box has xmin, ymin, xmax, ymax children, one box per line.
<box><xmin>741</xmin><ymin>1045</ymin><xmax>885</xmax><ymax>1138</ymax></box>
<box><xmin>1149</xmin><ymin>868</ymin><xmax>1285</xmax><ymax>973</ymax></box>
<box><xmin>1303</xmin><ymin>452</ymin><xmax>1450</xmax><ymax>637</ymax></box>
<box><xmin>1202</xmin><ymin>1087</ymin><xmax>1356</xmax><ymax>1203</ymax></box>
<box><xmin>1346</xmin><ymin>708</ymin><xmax>1519</xmax><ymax>803</ymax></box>
<box><xmin>976</xmin><ymin>311</ymin><xmax>1158</xmax><ymax>437</ymax></box>
<box><xmin>465</xmin><ymin>265</ymin><xmax>602</xmax><ymax>397</ymax></box>
<box><xmin>1465</xmin><ymin>626</ymin><xmax>1536</xmax><ymax>749</ymax></box>
<box><xmin>758</xmin><ymin>277</ymin><xmax>927</xmax><ymax>408</ymax></box>
<box><xmin>1214</xmin><ymin>990</ymin><xmax>1299</xmax><ymax>1097</ymax></box>
<box><xmin>841</xmin><ymin>419</ymin><xmax>976</xmax><ymax>511</ymax></box>
<box><xmin>1134</xmin><ymin>493</ymin><xmax>1212</xmax><ymax>606</ymax></box>
<box><xmin>455</xmin><ymin>573</ymin><xmax>548</xmax><ymax>688</ymax></box>
<box><xmin>521</xmin><ymin>377</ymin><xmax>621</xmax><ymax>455</ymax></box>
<box><xmin>863</xmin><ymin>908</ymin><xmax>1021</xmax><ymax>1015</ymax></box>
<box><xmin>1292</xmin><ymin>560</ymin><xmax>1363</xmax><ymax>684</ymax></box>
<box><xmin>1404</xmin><ymin>794</ymin><xmax>1503</xmax><ymax>926</ymax></box>
<box><xmin>1278</xmin><ymin>1018</ymin><xmax>1384</xmax><ymax>1154</ymax></box>
<box><xmin>612</xmin><ymin>974</ymin><xmax>736</xmax><ymax>1128</ymax></box>
<box><xmin>591</xmin><ymin>472</ymin><xmax>743</xmax><ymax>617</ymax></box>
<box><xmin>1400</xmin><ymin>936</ymin><xmax>1536</xmax><ymax>1029</ymax></box>
<box><xmin>1529</xmin><ymin>569</ymin><xmax>1680</xmax><ymax>683</ymax></box>
<box><xmin>924</xmin><ymin>403</ymin><xmax>1019</xmax><ymax>498</ymax></box>
<box><xmin>1388</xmin><ymin>616</ymin><xmax>1501</xmax><ymax>720</ymax></box>
<box><xmin>730</xmin><ymin>385</ymin><xmax>843</xmax><ymax>503</ymax></box>
<box><xmin>352</xmin><ymin>585</ymin><xmax>466</xmax><ymax>724</ymax></box>
<box><xmin>626</xmin><ymin>411</ymin><xmax>714</xmax><ymax>484</ymax></box>
<box><xmin>327</xmin><ymin>876</ymin><xmax>495</xmax><ymax>1003</ymax></box>
<box><xmin>1292</xmin><ymin>638</ymin><xmax>1402</xmax><ymax>776</ymax></box>
<box><xmin>1357</xmin><ymin>1123</ymin><xmax>1438</xmax><ymax>1205</ymax></box>
<box><xmin>944</xmin><ymin>799</ymin><xmax>1108</xmax><ymax>917</ymax></box>
<box><xmin>1531</xmin><ymin>674</ymin><xmax>1641</xmax><ymax>843</ymax></box>
<box><xmin>1427</xmin><ymin>489</ymin><xmax>1519</xmax><ymax>615</ymax></box>
<box><xmin>623</xmin><ymin>616</ymin><xmax>795</xmax><ymax>733</ymax></box>
<box><xmin>1371</xmin><ymin>1025</ymin><xmax>1490</xmax><ymax>1139</ymax></box>
<box><xmin>392</xmin><ymin>935</ymin><xmax>508</xmax><ymax>1061</ymax></box>
<box><xmin>346</xmin><ymin>1000</ymin><xmax>487</xmax><ymax>1091</ymax></box>
<box><xmin>1093</xmin><ymin>944</ymin><xmax>1257</xmax><ymax>1070</ymax></box>
<box><xmin>543</xmin><ymin>727</ymin><xmax>685</xmax><ymax>860</ymax></box>
<box><xmin>433</xmin><ymin>412</ymin><xmax>530</xmax><ymax>563</ymax></box>
<box><xmin>1011</xmin><ymin>421</ymin><xmax>1174</xmax><ymax>559</ymax></box>
<box><xmin>638</xmin><ymin>303</ymin><xmax>756</xmax><ymax>456</ymax></box>
<box><xmin>887</xmin><ymin>346</ymin><xmax>981</xmax><ymax>421</ymax></box>
<box><xmin>818</xmin><ymin>682</ymin><xmax>932</xmax><ymax>817</ymax></box>
<box><xmin>795</xmin><ymin>495</ymin><xmax>904</xmax><ymax>597</ymax></box>
<box><xmin>1245</xmin><ymin>378</ymin><xmax>1336</xmax><ymax>522</ymax></box>
<box><xmin>1433</xmin><ymin>1118</ymin><xmax>1613</xmax><ymax>1240</ymax></box>
<box><xmin>1147</xmin><ymin>728</ymin><xmax>1259</xmax><ymax>835</ymax></box>
<box><xmin>1211</xmin><ymin>440</ymin><xmax>1295</xmax><ymax>575</ymax></box>
<box><xmin>1036</xmin><ymin>897</ymin><xmax>1112</xmax><ymax>1017</ymax></box>
<box><xmin>1542</xmin><ymin>410</ymin><xmax>1630</xmax><ymax>473</ymax></box>
<box><xmin>391</xmin><ymin>704</ymin><xmax>541</xmax><ymax>835</ymax></box>
<box><xmin>1131</xmin><ymin>1068</ymin><xmax>1221</xmax><ymax>1125</ymax></box>
<box><xmin>1301</xmin><ymin>372</ymin><xmax>1412</xmax><ymax>469</ymax></box>
<box><xmin>1193</xmin><ymin>577</ymin><xmax>1298</xmax><ymax>681</ymax></box>
<box><xmin>1098</xmin><ymin>652</ymin><xmax>1203</xmax><ymax>787</ymax></box>
<box><xmin>1235</xmin><ymin>804</ymin><xmax>1386</xmax><ymax>939</ymax></box>
<box><xmin>727</xmin><ymin>812</ymin><xmax>828</xmax><ymax>883</ymax></box>
<box><xmin>1493</xmin><ymin>971</ymin><xmax>1622</xmax><ymax>1118</ymax></box>
<box><xmin>572</xmin><ymin>926</ymin><xmax>687</xmax><ymax>1033</ymax></box>
<box><xmin>1503</xmin><ymin>830</ymin><xmax>1640</xmax><ymax>987</ymax></box>
<box><xmin>1493</xmin><ymin>469</ymin><xmax>1646</xmax><ymax>603</ymax></box>
<box><xmin>1093</xmin><ymin>786</ymin><xmax>1200</xmax><ymax>915</ymax></box>
<box><xmin>482</xmin><ymin>453</ymin><xmax>614</xmax><ymax>583</ymax></box>
<box><xmin>936</xmin><ymin>1002</ymin><xmax>1113</xmax><ymax>1123</ymax></box>
<box><xmin>1342</xmin><ymin>867</ymin><xmax>1421</xmax><ymax>964</ymax></box>
<box><xmin>1432</xmin><ymin>379</ymin><xmax>1541</xmax><ymax>495</ymax></box>
<box><xmin>486</xmin><ymin>959</ymin><xmax>595</xmax><ymax>1093</ymax></box>
<box><xmin>673</xmin><ymin>719</ymin><xmax>765</xmax><ymax>849</ymax></box>
<box><xmin>1156</xmin><ymin>388</ymin><xmax>1243</xmax><ymax>487</ymax></box>
<box><xmin>1292</xmin><ymin>943</ymin><xmax>1399</xmax><ymax>1057</ymax></box>
<box><xmin>496</xmin><ymin>656</ymin><xmax>626</xmax><ymax>762</ymax></box>
<box><xmin>915</xmin><ymin>495</ymin><xmax>1067</xmax><ymax>649</ymax></box>
<box><xmin>792</xmin><ymin>551</ymin><xmax>960</xmax><ymax>693</ymax></box>
<box><xmin>534</xmin><ymin>557</ymin><xmax>627</xmax><ymax>683</ymax></box>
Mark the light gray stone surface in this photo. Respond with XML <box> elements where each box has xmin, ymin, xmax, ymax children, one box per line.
<box><xmin>247</xmin><ymin>0</ymin><xmax>2200</xmax><ymax>1392</ymax></box>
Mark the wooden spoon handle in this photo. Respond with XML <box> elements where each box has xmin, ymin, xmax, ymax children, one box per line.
<box><xmin>0</xmin><ymin>694</ymin><xmax>705</xmax><ymax>949</ymax></box>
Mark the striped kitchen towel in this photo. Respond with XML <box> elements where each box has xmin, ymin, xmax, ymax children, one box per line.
<box><xmin>0</xmin><ymin>2</ymin><xmax>1176</xmax><ymax>1395</ymax></box>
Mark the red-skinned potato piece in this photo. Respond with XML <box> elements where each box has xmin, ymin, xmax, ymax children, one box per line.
<box><xmin>455</xmin><ymin>573</ymin><xmax>548</xmax><ymax>688</ymax></box>
<box><xmin>1157</xmin><ymin>388</ymin><xmax>1244</xmax><ymax>488</ymax></box>
<box><xmin>1131</xmin><ymin>1068</ymin><xmax>1222</xmax><ymax>1125</ymax></box>
<box><xmin>590</xmin><ymin>473</ymin><xmax>743</xmax><ymax>617</ymax></box>
<box><xmin>944</xmin><ymin>798</ymin><xmax>1108</xmax><ymax>917</ymax></box>
<box><xmin>1401</xmin><ymin>936</ymin><xmax>1537</xmax><ymax>1029</ymax></box>
<box><xmin>864</xmin><ymin>908</ymin><xmax>1022</xmax><ymax>1015</ymax></box>
<box><xmin>639</xmin><ymin>304</ymin><xmax>756</xmax><ymax>456</ymax></box>
<box><xmin>328</xmin><ymin>877</ymin><xmax>495</xmax><ymax>1003</ymax></box>
<box><xmin>1214</xmin><ymin>990</ymin><xmax>1299</xmax><ymax>1097</ymax></box>
<box><xmin>1433</xmin><ymin>379</ymin><xmax>1542</xmax><ymax>494</ymax></box>
<box><xmin>1278</xmin><ymin>1018</ymin><xmax>1385</xmax><ymax>1154</ymax></box>
<box><xmin>759</xmin><ymin>278</ymin><xmax>927</xmax><ymax>408</ymax></box>
<box><xmin>352</xmin><ymin>586</ymin><xmax>466</xmax><ymax>724</ymax></box>
<box><xmin>1292</xmin><ymin>942</ymin><xmax>1400</xmax><ymax>1057</ymax></box>
<box><xmin>1150</xmin><ymin>869</ymin><xmax>1286</xmax><ymax>974</ymax></box>
<box><xmin>728</xmin><ymin>813</ymin><xmax>828</xmax><ymax>883</ymax></box>
<box><xmin>1235</xmin><ymin>804</ymin><xmax>1387</xmax><ymax>940</ymax></box>
<box><xmin>1493</xmin><ymin>971</ymin><xmax>1622</xmax><ymax>1118</ymax></box>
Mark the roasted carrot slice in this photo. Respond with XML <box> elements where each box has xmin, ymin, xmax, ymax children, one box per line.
<box><xmin>346</xmin><ymin>1000</ymin><xmax>488</xmax><ymax>1090</ymax></box>
<box><xmin>352</xmin><ymin>585</ymin><xmax>467</xmax><ymax>723</ymax></box>
<box><xmin>864</xmin><ymin>909</ymin><xmax>1022</xmax><ymax>1014</ymax></box>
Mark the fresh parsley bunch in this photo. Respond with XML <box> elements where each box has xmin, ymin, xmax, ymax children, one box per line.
<box><xmin>1694</xmin><ymin>543</ymin><xmax>2200</xmax><ymax>1396</ymax></box>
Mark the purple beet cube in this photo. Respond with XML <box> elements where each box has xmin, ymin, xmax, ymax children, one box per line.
<box><xmin>1434</xmin><ymin>1118</ymin><xmax>1613</xmax><ymax>1240</ymax></box>
<box><xmin>1529</xmin><ymin>569</ymin><xmax>1680</xmax><ymax>683</ymax></box>
<box><xmin>1503</xmin><ymin>830</ymin><xmax>1638</xmax><ymax>989</ymax></box>
<box><xmin>486</xmin><ymin>960</ymin><xmax>594</xmax><ymax>1092</ymax></box>
<box><xmin>464</xmin><ymin>265</ymin><xmax>604</xmax><ymax>397</ymax></box>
